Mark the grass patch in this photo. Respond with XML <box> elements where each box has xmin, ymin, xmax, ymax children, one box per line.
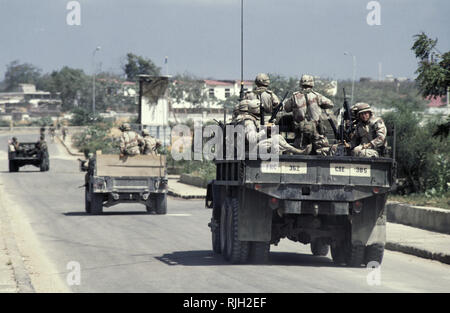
<box><xmin>389</xmin><ymin>192</ymin><xmax>450</xmax><ymax>210</ymax></box>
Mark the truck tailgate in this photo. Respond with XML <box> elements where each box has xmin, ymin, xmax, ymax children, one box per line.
<box><xmin>96</xmin><ymin>154</ymin><xmax>166</xmax><ymax>177</ymax></box>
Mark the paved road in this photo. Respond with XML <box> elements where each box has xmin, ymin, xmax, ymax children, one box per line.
<box><xmin>1</xmin><ymin>133</ymin><xmax>449</xmax><ymax>292</ymax></box>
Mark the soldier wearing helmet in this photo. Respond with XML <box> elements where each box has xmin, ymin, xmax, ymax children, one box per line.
<box><xmin>141</xmin><ymin>129</ymin><xmax>161</xmax><ymax>155</ymax></box>
<box><xmin>244</xmin><ymin>73</ymin><xmax>280</xmax><ymax>124</ymax></box>
<box><xmin>232</xmin><ymin>99</ymin><xmax>311</xmax><ymax>155</ymax></box>
<box><xmin>350</xmin><ymin>103</ymin><xmax>387</xmax><ymax>158</ymax></box>
<box><xmin>283</xmin><ymin>74</ymin><xmax>334</xmax><ymax>154</ymax></box>
<box><xmin>119</xmin><ymin>123</ymin><xmax>144</xmax><ymax>157</ymax></box>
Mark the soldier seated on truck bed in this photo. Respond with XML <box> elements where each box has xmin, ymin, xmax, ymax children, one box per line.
<box><xmin>348</xmin><ymin>102</ymin><xmax>388</xmax><ymax>157</ymax></box>
<box><xmin>232</xmin><ymin>99</ymin><xmax>311</xmax><ymax>155</ymax></box>
<box><xmin>141</xmin><ymin>129</ymin><xmax>161</xmax><ymax>155</ymax></box>
<box><xmin>119</xmin><ymin>123</ymin><xmax>145</xmax><ymax>158</ymax></box>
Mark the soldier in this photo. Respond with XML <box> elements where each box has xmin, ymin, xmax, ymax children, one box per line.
<box><xmin>350</xmin><ymin>103</ymin><xmax>387</xmax><ymax>157</ymax></box>
<box><xmin>141</xmin><ymin>129</ymin><xmax>161</xmax><ymax>155</ymax></box>
<box><xmin>11</xmin><ymin>137</ymin><xmax>20</xmax><ymax>151</ymax></box>
<box><xmin>283</xmin><ymin>74</ymin><xmax>334</xmax><ymax>154</ymax></box>
<box><xmin>233</xmin><ymin>99</ymin><xmax>311</xmax><ymax>155</ymax></box>
<box><xmin>244</xmin><ymin>73</ymin><xmax>280</xmax><ymax>124</ymax></box>
<box><xmin>61</xmin><ymin>126</ymin><xmax>68</xmax><ymax>142</ymax></box>
<box><xmin>119</xmin><ymin>123</ymin><xmax>144</xmax><ymax>157</ymax></box>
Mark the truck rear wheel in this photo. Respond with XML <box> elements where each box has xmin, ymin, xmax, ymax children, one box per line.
<box><xmin>219</xmin><ymin>202</ymin><xmax>227</xmax><ymax>254</ymax></box>
<box><xmin>311</xmin><ymin>239</ymin><xmax>330</xmax><ymax>256</ymax></box>
<box><xmin>345</xmin><ymin>242</ymin><xmax>366</xmax><ymax>267</ymax></box>
<box><xmin>210</xmin><ymin>216</ymin><xmax>221</xmax><ymax>254</ymax></box>
<box><xmin>331</xmin><ymin>242</ymin><xmax>346</xmax><ymax>264</ymax></box>
<box><xmin>224</xmin><ymin>198</ymin><xmax>249</xmax><ymax>264</ymax></box>
<box><xmin>249</xmin><ymin>242</ymin><xmax>270</xmax><ymax>264</ymax></box>
<box><xmin>90</xmin><ymin>193</ymin><xmax>103</xmax><ymax>215</ymax></box>
<box><xmin>365</xmin><ymin>244</ymin><xmax>384</xmax><ymax>265</ymax></box>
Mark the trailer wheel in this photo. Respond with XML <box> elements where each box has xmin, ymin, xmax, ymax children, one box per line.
<box><xmin>311</xmin><ymin>239</ymin><xmax>329</xmax><ymax>256</ymax></box>
<box><xmin>365</xmin><ymin>244</ymin><xmax>384</xmax><ymax>265</ymax></box>
<box><xmin>90</xmin><ymin>193</ymin><xmax>103</xmax><ymax>215</ymax></box>
<box><xmin>249</xmin><ymin>241</ymin><xmax>270</xmax><ymax>264</ymax></box>
<box><xmin>9</xmin><ymin>161</ymin><xmax>18</xmax><ymax>172</ymax></box>
<box><xmin>40</xmin><ymin>156</ymin><xmax>49</xmax><ymax>172</ymax></box>
<box><xmin>85</xmin><ymin>188</ymin><xmax>91</xmax><ymax>214</ymax></box>
<box><xmin>154</xmin><ymin>194</ymin><xmax>167</xmax><ymax>215</ymax></box>
<box><xmin>224</xmin><ymin>198</ymin><xmax>249</xmax><ymax>264</ymax></box>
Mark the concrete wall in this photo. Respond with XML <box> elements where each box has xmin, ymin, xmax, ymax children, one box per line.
<box><xmin>180</xmin><ymin>173</ymin><xmax>208</xmax><ymax>188</ymax></box>
<box><xmin>387</xmin><ymin>202</ymin><xmax>450</xmax><ymax>234</ymax></box>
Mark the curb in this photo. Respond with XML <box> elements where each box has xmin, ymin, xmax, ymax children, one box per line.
<box><xmin>168</xmin><ymin>190</ymin><xmax>205</xmax><ymax>199</ymax></box>
<box><xmin>385</xmin><ymin>242</ymin><xmax>450</xmax><ymax>265</ymax></box>
<box><xmin>57</xmin><ymin>136</ymin><xmax>83</xmax><ymax>157</ymax></box>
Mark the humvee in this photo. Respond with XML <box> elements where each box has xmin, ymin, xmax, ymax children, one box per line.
<box><xmin>8</xmin><ymin>141</ymin><xmax>49</xmax><ymax>172</ymax></box>
<box><xmin>84</xmin><ymin>153</ymin><xmax>168</xmax><ymax>214</ymax></box>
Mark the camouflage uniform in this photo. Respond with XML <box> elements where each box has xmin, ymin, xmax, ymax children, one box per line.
<box><xmin>283</xmin><ymin>74</ymin><xmax>334</xmax><ymax>153</ymax></box>
<box><xmin>244</xmin><ymin>73</ymin><xmax>280</xmax><ymax>124</ymax></box>
<box><xmin>351</xmin><ymin>103</ymin><xmax>387</xmax><ymax>157</ymax></box>
<box><xmin>141</xmin><ymin>129</ymin><xmax>160</xmax><ymax>155</ymax></box>
<box><xmin>234</xmin><ymin>99</ymin><xmax>311</xmax><ymax>155</ymax></box>
<box><xmin>119</xmin><ymin>123</ymin><xmax>144</xmax><ymax>156</ymax></box>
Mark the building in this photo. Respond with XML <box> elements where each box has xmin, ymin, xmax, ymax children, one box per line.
<box><xmin>0</xmin><ymin>84</ymin><xmax>62</xmax><ymax>121</ymax></box>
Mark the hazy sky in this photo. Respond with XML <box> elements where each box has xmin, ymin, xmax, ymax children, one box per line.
<box><xmin>0</xmin><ymin>0</ymin><xmax>449</xmax><ymax>81</ymax></box>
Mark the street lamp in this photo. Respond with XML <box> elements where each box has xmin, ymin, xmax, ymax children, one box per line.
<box><xmin>92</xmin><ymin>46</ymin><xmax>101</xmax><ymax>115</ymax></box>
<box><xmin>344</xmin><ymin>51</ymin><xmax>356</xmax><ymax>106</ymax></box>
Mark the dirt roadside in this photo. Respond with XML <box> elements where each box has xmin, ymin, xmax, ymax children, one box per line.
<box><xmin>0</xmin><ymin>178</ymin><xmax>70</xmax><ymax>293</ymax></box>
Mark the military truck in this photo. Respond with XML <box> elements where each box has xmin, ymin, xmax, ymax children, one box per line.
<box><xmin>8</xmin><ymin>141</ymin><xmax>49</xmax><ymax>172</ymax></box>
<box><xmin>84</xmin><ymin>153</ymin><xmax>168</xmax><ymax>214</ymax></box>
<box><xmin>206</xmin><ymin>120</ymin><xmax>396</xmax><ymax>267</ymax></box>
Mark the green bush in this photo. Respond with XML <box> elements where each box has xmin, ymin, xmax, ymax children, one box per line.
<box><xmin>72</xmin><ymin>122</ymin><xmax>118</xmax><ymax>156</ymax></box>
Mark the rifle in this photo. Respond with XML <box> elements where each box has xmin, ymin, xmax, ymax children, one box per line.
<box><xmin>268</xmin><ymin>91</ymin><xmax>289</xmax><ymax>123</ymax></box>
<box><xmin>335</xmin><ymin>88</ymin><xmax>353</xmax><ymax>156</ymax></box>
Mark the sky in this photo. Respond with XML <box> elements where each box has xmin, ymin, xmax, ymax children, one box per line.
<box><xmin>0</xmin><ymin>0</ymin><xmax>449</xmax><ymax>81</ymax></box>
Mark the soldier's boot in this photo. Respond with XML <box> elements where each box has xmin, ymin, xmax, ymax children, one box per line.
<box><xmin>287</xmin><ymin>143</ymin><xmax>312</xmax><ymax>155</ymax></box>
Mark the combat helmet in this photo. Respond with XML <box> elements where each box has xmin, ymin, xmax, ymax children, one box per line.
<box><xmin>300</xmin><ymin>74</ymin><xmax>314</xmax><ymax>88</ymax></box>
<box><xmin>255</xmin><ymin>73</ymin><xmax>270</xmax><ymax>87</ymax></box>
<box><xmin>247</xmin><ymin>99</ymin><xmax>261</xmax><ymax>117</ymax></box>
<box><xmin>120</xmin><ymin>123</ymin><xmax>131</xmax><ymax>131</ymax></box>
<box><xmin>142</xmin><ymin>129</ymin><xmax>150</xmax><ymax>136</ymax></box>
<box><xmin>355</xmin><ymin>102</ymin><xmax>372</xmax><ymax>115</ymax></box>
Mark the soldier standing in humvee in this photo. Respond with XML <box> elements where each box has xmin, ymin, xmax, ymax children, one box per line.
<box><xmin>141</xmin><ymin>129</ymin><xmax>161</xmax><ymax>155</ymax></box>
<box><xmin>119</xmin><ymin>123</ymin><xmax>144</xmax><ymax>157</ymax></box>
<box><xmin>283</xmin><ymin>74</ymin><xmax>334</xmax><ymax>154</ymax></box>
<box><xmin>350</xmin><ymin>103</ymin><xmax>387</xmax><ymax>157</ymax></box>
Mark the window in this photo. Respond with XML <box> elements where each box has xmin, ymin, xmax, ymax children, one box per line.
<box><xmin>209</xmin><ymin>88</ymin><xmax>215</xmax><ymax>98</ymax></box>
<box><xmin>225</xmin><ymin>88</ymin><xmax>230</xmax><ymax>98</ymax></box>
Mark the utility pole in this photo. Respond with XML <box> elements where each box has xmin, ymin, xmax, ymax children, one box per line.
<box><xmin>92</xmin><ymin>46</ymin><xmax>101</xmax><ymax>115</ymax></box>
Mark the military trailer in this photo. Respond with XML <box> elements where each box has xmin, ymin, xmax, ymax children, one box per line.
<box><xmin>206</xmin><ymin>154</ymin><xmax>395</xmax><ymax>266</ymax></box>
<box><xmin>8</xmin><ymin>141</ymin><xmax>49</xmax><ymax>172</ymax></box>
<box><xmin>85</xmin><ymin>153</ymin><xmax>168</xmax><ymax>214</ymax></box>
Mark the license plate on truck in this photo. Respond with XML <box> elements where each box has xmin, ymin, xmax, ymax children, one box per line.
<box><xmin>330</xmin><ymin>163</ymin><xmax>371</xmax><ymax>177</ymax></box>
<box><xmin>261</xmin><ymin>161</ymin><xmax>307</xmax><ymax>174</ymax></box>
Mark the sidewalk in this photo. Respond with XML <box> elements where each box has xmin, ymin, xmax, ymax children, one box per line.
<box><xmin>168</xmin><ymin>175</ymin><xmax>206</xmax><ymax>199</ymax></box>
<box><xmin>0</xmin><ymin>227</ymin><xmax>17</xmax><ymax>293</ymax></box>
<box><xmin>386</xmin><ymin>222</ymin><xmax>450</xmax><ymax>265</ymax></box>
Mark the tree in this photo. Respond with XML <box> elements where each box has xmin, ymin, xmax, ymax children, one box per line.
<box><xmin>412</xmin><ymin>32</ymin><xmax>450</xmax><ymax>139</ymax></box>
<box><xmin>123</xmin><ymin>53</ymin><xmax>161</xmax><ymax>81</ymax></box>
<box><xmin>170</xmin><ymin>74</ymin><xmax>208</xmax><ymax>107</ymax></box>
<box><xmin>3</xmin><ymin>60</ymin><xmax>42</xmax><ymax>91</ymax></box>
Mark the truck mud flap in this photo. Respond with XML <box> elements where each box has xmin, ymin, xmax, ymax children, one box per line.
<box><xmin>238</xmin><ymin>188</ymin><xmax>272</xmax><ymax>242</ymax></box>
<box><xmin>351</xmin><ymin>194</ymin><xmax>387</xmax><ymax>246</ymax></box>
